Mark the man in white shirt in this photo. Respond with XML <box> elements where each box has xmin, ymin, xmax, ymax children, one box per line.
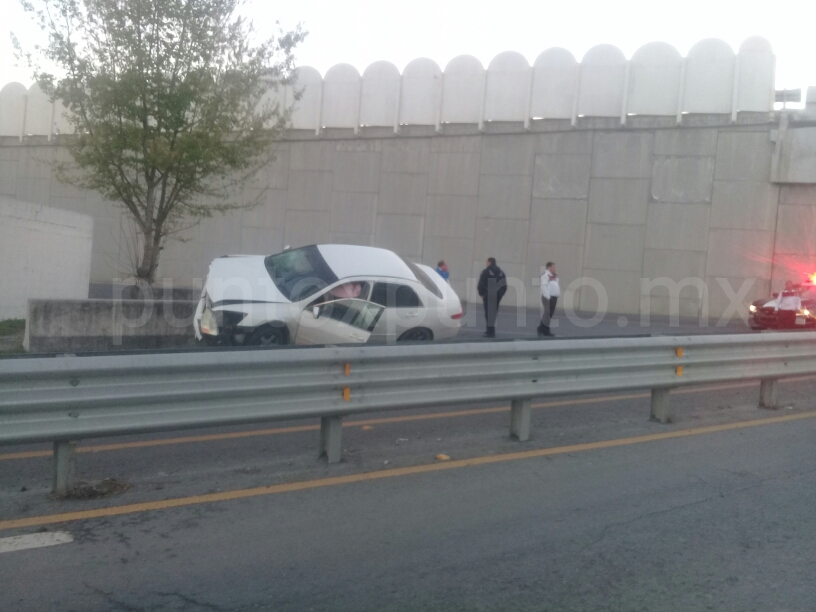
<box><xmin>543</xmin><ymin>262</ymin><xmax>560</xmax><ymax>318</ymax></box>
<box><xmin>774</xmin><ymin>280</ymin><xmax>802</xmax><ymax>328</ymax></box>
<box><xmin>538</xmin><ymin>264</ymin><xmax>554</xmax><ymax>337</ymax></box>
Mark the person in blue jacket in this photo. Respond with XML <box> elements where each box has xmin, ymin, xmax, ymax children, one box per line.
<box><xmin>435</xmin><ymin>260</ymin><xmax>450</xmax><ymax>282</ymax></box>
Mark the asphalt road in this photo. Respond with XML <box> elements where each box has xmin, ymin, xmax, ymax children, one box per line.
<box><xmin>2</xmin><ymin>377</ymin><xmax>815</xmax><ymax>611</ymax></box>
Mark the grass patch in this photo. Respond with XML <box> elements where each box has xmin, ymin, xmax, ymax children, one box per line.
<box><xmin>0</xmin><ymin>319</ymin><xmax>26</xmax><ymax>337</ymax></box>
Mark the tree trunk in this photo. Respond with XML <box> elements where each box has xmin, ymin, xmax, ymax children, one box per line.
<box><xmin>136</xmin><ymin>227</ymin><xmax>161</xmax><ymax>285</ymax></box>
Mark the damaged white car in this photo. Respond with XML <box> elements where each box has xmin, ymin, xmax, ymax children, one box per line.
<box><xmin>193</xmin><ymin>244</ymin><xmax>463</xmax><ymax>346</ymax></box>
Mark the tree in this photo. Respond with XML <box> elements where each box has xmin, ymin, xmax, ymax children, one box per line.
<box><xmin>16</xmin><ymin>0</ymin><xmax>305</xmax><ymax>284</ymax></box>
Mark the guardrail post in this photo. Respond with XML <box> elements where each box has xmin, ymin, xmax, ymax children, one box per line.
<box><xmin>759</xmin><ymin>378</ymin><xmax>779</xmax><ymax>409</ymax></box>
<box><xmin>53</xmin><ymin>441</ymin><xmax>77</xmax><ymax>495</ymax></box>
<box><xmin>320</xmin><ymin>416</ymin><xmax>343</xmax><ymax>463</ymax></box>
<box><xmin>510</xmin><ymin>398</ymin><xmax>532</xmax><ymax>441</ymax></box>
<box><xmin>650</xmin><ymin>388</ymin><xmax>672</xmax><ymax>423</ymax></box>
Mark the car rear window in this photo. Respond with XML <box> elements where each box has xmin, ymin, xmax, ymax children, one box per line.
<box><xmin>264</xmin><ymin>246</ymin><xmax>339</xmax><ymax>301</ymax></box>
<box><xmin>401</xmin><ymin>259</ymin><xmax>443</xmax><ymax>299</ymax></box>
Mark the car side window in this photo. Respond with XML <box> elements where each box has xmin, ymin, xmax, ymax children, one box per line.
<box><xmin>370</xmin><ymin>283</ymin><xmax>422</xmax><ymax>308</ymax></box>
<box><xmin>319</xmin><ymin>299</ymin><xmax>383</xmax><ymax>332</ymax></box>
<box><xmin>308</xmin><ymin>282</ymin><xmax>371</xmax><ymax>309</ymax></box>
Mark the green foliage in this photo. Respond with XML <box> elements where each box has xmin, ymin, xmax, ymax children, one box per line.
<box><xmin>15</xmin><ymin>0</ymin><xmax>305</xmax><ymax>282</ymax></box>
<box><xmin>0</xmin><ymin>319</ymin><xmax>26</xmax><ymax>336</ymax></box>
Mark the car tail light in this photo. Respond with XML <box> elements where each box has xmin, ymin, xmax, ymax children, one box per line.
<box><xmin>451</xmin><ymin>312</ymin><xmax>463</xmax><ymax>320</ymax></box>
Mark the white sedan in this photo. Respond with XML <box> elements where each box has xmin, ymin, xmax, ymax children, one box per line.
<box><xmin>193</xmin><ymin>244</ymin><xmax>463</xmax><ymax>346</ymax></box>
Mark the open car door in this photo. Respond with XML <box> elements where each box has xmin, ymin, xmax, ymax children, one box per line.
<box><xmin>295</xmin><ymin>299</ymin><xmax>385</xmax><ymax>345</ymax></box>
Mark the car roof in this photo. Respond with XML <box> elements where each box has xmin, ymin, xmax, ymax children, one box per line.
<box><xmin>316</xmin><ymin>244</ymin><xmax>416</xmax><ymax>281</ymax></box>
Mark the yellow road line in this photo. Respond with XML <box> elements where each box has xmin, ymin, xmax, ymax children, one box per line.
<box><xmin>0</xmin><ymin>378</ymin><xmax>806</xmax><ymax>462</ymax></box>
<box><xmin>2</xmin><ymin>410</ymin><xmax>814</xmax><ymax>532</ymax></box>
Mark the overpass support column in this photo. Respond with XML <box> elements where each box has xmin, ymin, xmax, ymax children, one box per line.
<box><xmin>759</xmin><ymin>378</ymin><xmax>779</xmax><ymax>409</ymax></box>
<box><xmin>320</xmin><ymin>416</ymin><xmax>343</xmax><ymax>463</ymax></box>
<box><xmin>650</xmin><ymin>388</ymin><xmax>672</xmax><ymax>423</ymax></box>
<box><xmin>53</xmin><ymin>440</ymin><xmax>77</xmax><ymax>495</ymax></box>
<box><xmin>510</xmin><ymin>398</ymin><xmax>532</xmax><ymax>441</ymax></box>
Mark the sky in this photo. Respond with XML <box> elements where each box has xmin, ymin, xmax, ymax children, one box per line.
<box><xmin>3</xmin><ymin>0</ymin><xmax>814</xmax><ymax>96</ymax></box>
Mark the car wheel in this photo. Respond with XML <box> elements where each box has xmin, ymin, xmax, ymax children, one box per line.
<box><xmin>246</xmin><ymin>324</ymin><xmax>288</xmax><ymax>346</ymax></box>
<box><xmin>397</xmin><ymin>327</ymin><xmax>433</xmax><ymax>342</ymax></box>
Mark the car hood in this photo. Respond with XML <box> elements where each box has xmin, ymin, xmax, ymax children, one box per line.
<box><xmin>204</xmin><ymin>256</ymin><xmax>288</xmax><ymax>305</ymax></box>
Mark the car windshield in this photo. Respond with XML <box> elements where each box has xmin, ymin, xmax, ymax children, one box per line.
<box><xmin>264</xmin><ymin>246</ymin><xmax>338</xmax><ymax>301</ymax></box>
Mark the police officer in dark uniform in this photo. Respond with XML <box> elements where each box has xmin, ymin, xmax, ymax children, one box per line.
<box><xmin>477</xmin><ymin>257</ymin><xmax>507</xmax><ymax>338</ymax></box>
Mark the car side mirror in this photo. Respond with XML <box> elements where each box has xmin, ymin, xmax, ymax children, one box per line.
<box><xmin>312</xmin><ymin>306</ymin><xmax>321</xmax><ymax>318</ymax></box>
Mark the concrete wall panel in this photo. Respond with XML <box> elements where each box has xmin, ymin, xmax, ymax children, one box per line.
<box><xmin>332</xmin><ymin>151</ymin><xmax>380</xmax><ymax>193</ymax></box>
<box><xmin>654</xmin><ymin>129</ymin><xmax>718</xmax><ymax>156</ymax></box>
<box><xmin>286</xmin><ymin>170</ymin><xmax>333</xmax><ymax>211</ymax></box>
<box><xmin>240</xmin><ymin>226</ymin><xmax>284</xmax><ymax>256</ymax></box>
<box><xmin>477</xmin><ymin>174</ymin><xmax>533</xmax><ymax>220</ymax></box>
<box><xmin>588</xmin><ymin>178</ymin><xmax>650</xmax><ymax>225</ymax></box>
<box><xmin>328</xmin><ymin>232</ymin><xmax>372</xmax><ymax>247</ymax></box>
<box><xmin>714</xmin><ymin>131</ymin><xmax>773</xmax><ymax>181</ymax></box>
<box><xmin>380</xmin><ymin>139</ymin><xmax>430</xmax><ymax>173</ymax></box>
<box><xmin>584</xmin><ymin>224</ymin><xmax>646</xmax><ymax>272</ymax></box>
<box><xmin>779</xmin><ymin>185</ymin><xmax>816</xmax><ymax>206</ymax></box>
<box><xmin>0</xmin><ymin>198</ymin><xmax>94</xmax><ymax>318</ymax></box>
<box><xmin>651</xmin><ymin>156</ymin><xmax>715</xmax><ymax>203</ymax></box>
<box><xmin>428</xmin><ymin>153</ymin><xmax>480</xmax><ymax>196</ymax></box>
<box><xmin>425</xmin><ymin>195</ymin><xmax>477</xmax><ymax>239</ymax></box>
<box><xmin>706</xmin><ymin>229</ymin><xmax>774</xmax><ymax>278</ymax></box>
<box><xmin>710</xmin><ymin>181</ymin><xmax>778</xmax><ymax>230</ymax></box>
<box><xmin>591</xmin><ymin>132</ymin><xmax>653</xmax><ymax>178</ymax></box>
<box><xmin>378</xmin><ymin>172</ymin><xmax>427</xmax><ymax>215</ymax></box>
<box><xmin>645</xmin><ymin>203</ymin><xmax>710</xmax><ymax>252</ymax></box>
<box><xmin>374</xmin><ymin>214</ymin><xmax>424</xmax><ymax>257</ymax></box>
<box><xmin>580</xmin><ymin>268</ymin><xmax>642</xmax><ymax>314</ymax></box>
<box><xmin>330</xmin><ymin>192</ymin><xmax>377</xmax><ymax>234</ymax></box>
<box><xmin>284</xmin><ymin>209</ymin><xmax>331</xmax><ymax>248</ymax></box>
<box><xmin>241</xmin><ymin>189</ymin><xmax>287</xmax><ymax>229</ymax></box>
<box><xmin>773</xmin><ymin>205</ymin><xmax>816</xmax><ymax>255</ymax></box>
<box><xmin>528</xmin><ymin>198</ymin><xmax>587</xmax><ymax>245</ymax></box>
<box><xmin>480</xmin><ymin>134</ymin><xmax>536</xmax><ymax>175</ymax></box>
<box><xmin>474</xmin><ymin>218</ymin><xmax>529</xmax><ymax>264</ymax></box>
<box><xmin>533</xmin><ymin>154</ymin><xmax>592</xmax><ymax>199</ymax></box>
<box><xmin>290</xmin><ymin>141</ymin><xmax>336</xmax><ymax>171</ymax></box>
<box><xmin>537</xmin><ymin>131</ymin><xmax>593</xmax><ymax>155</ymax></box>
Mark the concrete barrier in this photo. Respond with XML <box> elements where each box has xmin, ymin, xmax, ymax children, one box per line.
<box><xmin>24</xmin><ymin>299</ymin><xmax>196</xmax><ymax>353</ymax></box>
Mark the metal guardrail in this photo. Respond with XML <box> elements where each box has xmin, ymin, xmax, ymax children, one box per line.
<box><xmin>2</xmin><ymin>332</ymin><xmax>816</xmax><ymax>493</ymax></box>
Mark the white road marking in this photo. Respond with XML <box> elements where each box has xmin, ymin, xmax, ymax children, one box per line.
<box><xmin>0</xmin><ymin>531</ymin><xmax>73</xmax><ymax>553</ymax></box>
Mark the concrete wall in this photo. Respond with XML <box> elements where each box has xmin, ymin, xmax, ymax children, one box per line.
<box><xmin>4</xmin><ymin>115</ymin><xmax>814</xmax><ymax>322</ymax></box>
<box><xmin>25</xmin><ymin>299</ymin><xmax>197</xmax><ymax>353</ymax></box>
<box><xmin>0</xmin><ymin>196</ymin><xmax>93</xmax><ymax>319</ymax></box>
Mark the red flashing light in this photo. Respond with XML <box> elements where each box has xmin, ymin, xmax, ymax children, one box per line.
<box><xmin>451</xmin><ymin>312</ymin><xmax>463</xmax><ymax>320</ymax></box>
